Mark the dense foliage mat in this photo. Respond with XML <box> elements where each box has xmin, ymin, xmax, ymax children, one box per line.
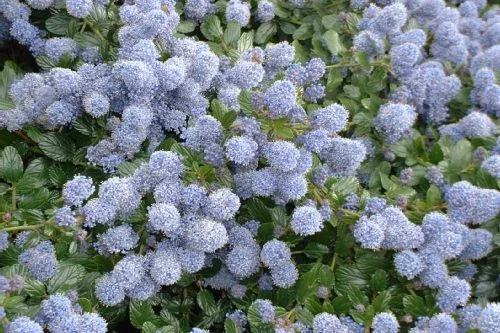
<box><xmin>0</xmin><ymin>0</ymin><xmax>499</xmax><ymax>332</ymax></box>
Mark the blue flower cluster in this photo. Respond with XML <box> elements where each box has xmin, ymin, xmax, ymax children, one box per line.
<box><xmin>353</xmin><ymin>205</ymin><xmax>424</xmax><ymax>250</ymax></box>
<box><xmin>19</xmin><ymin>241</ymin><xmax>58</xmax><ymax>282</ymax></box>
<box><xmin>260</xmin><ymin>239</ymin><xmax>298</xmax><ymax>288</ymax></box>
<box><xmin>354</xmin><ymin>0</ymin><xmax>499</xmax><ymax>129</ymax></box>
<box><xmin>0</xmin><ymin>0</ymin><xmax>109</xmax><ymax>60</ymax></box>
<box><xmin>36</xmin><ymin>293</ymin><xmax>107</xmax><ymax>332</ymax></box>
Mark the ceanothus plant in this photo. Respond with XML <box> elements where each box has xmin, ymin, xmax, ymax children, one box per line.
<box><xmin>0</xmin><ymin>0</ymin><xmax>498</xmax><ymax>332</ymax></box>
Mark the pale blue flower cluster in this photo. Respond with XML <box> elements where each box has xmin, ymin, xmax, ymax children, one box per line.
<box><xmin>184</xmin><ymin>0</ymin><xmax>216</xmax><ymax>21</ymax></box>
<box><xmin>374</xmin><ymin>102</ymin><xmax>417</xmax><ymax>143</ymax></box>
<box><xmin>260</xmin><ymin>239</ymin><xmax>298</xmax><ymax>288</ymax></box>
<box><xmin>19</xmin><ymin>240</ymin><xmax>58</xmax><ymax>281</ymax></box>
<box><xmin>372</xmin><ymin>312</ymin><xmax>399</xmax><ymax>333</ymax></box>
<box><xmin>439</xmin><ymin>111</ymin><xmax>496</xmax><ymax>142</ymax></box>
<box><xmin>256</xmin><ymin>0</ymin><xmax>275</xmax><ymax>22</ymax></box>
<box><xmin>0</xmin><ymin>232</ymin><xmax>8</xmax><ymax>252</ymax></box>
<box><xmin>353</xmin><ymin>0</ymin><xmax>500</xmax><ymax>129</ymax></box>
<box><xmin>6</xmin><ymin>316</ymin><xmax>43</xmax><ymax>333</ymax></box>
<box><xmin>353</xmin><ymin>206</ymin><xmax>424</xmax><ymax>250</ymax></box>
<box><xmin>226</xmin><ymin>0</ymin><xmax>251</xmax><ymax>26</ymax></box>
<box><xmin>445</xmin><ymin>181</ymin><xmax>500</xmax><ymax>225</ymax></box>
<box><xmin>313</xmin><ymin>312</ymin><xmax>350</xmax><ymax>333</ymax></box>
<box><xmin>482</xmin><ymin>154</ymin><xmax>500</xmax><ymax>178</ymax></box>
<box><xmin>37</xmin><ymin>294</ymin><xmax>107</xmax><ymax>332</ymax></box>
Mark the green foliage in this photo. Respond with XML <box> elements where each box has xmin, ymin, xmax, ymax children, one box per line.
<box><xmin>0</xmin><ymin>0</ymin><xmax>498</xmax><ymax>332</ymax></box>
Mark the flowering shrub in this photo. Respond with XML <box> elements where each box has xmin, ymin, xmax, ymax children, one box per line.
<box><xmin>0</xmin><ymin>0</ymin><xmax>499</xmax><ymax>332</ymax></box>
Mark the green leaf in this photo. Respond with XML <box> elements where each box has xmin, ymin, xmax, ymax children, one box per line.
<box><xmin>0</xmin><ymin>146</ymin><xmax>23</xmax><ymax>182</ymax></box>
<box><xmin>293</xmin><ymin>24</ymin><xmax>314</xmax><ymax>41</ymax></box>
<box><xmin>370</xmin><ymin>269</ymin><xmax>387</xmax><ymax>293</ymax></box>
<box><xmin>355</xmin><ymin>52</ymin><xmax>370</xmax><ymax>68</ymax></box>
<box><xmin>224</xmin><ymin>318</ymin><xmax>242</xmax><ymax>333</ymax></box>
<box><xmin>331</xmin><ymin>295</ymin><xmax>351</xmax><ymax>314</ymax></box>
<box><xmin>446</xmin><ymin>139</ymin><xmax>472</xmax><ymax>181</ymax></box>
<box><xmin>224</xmin><ymin>21</ymin><xmax>241</xmax><ymax>45</ymax></box>
<box><xmin>24</xmin><ymin>126</ymin><xmax>44</xmax><ymax>143</ymax></box>
<box><xmin>403</xmin><ymin>295</ymin><xmax>429</xmax><ymax>318</ymax></box>
<box><xmin>245</xmin><ymin>198</ymin><xmax>272</xmax><ymax>223</ymax></box>
<box><xmin>46</xmin><ymin>14</ymin><xmax>72</xmax><ymax>35</ymax></box>
<box><xmin>322</xmin><ymin>15</ymin><xmax>339</xmax><ymax>30</ymax></box>
<box><xmin>237</xmin><ymin>32</ymin><xmax>254</xmax><ymax>53</ymax></box>
<box><xmin>16</xmin><ymin>174</ymin><xmax>45</xmax><ymax>193</ymax></box>
<box><xmin>239</xmin><ymin>91</ymin><xmax>254</xmax><ymax>115</ymax></box>
<box><xmin>280</xmin><ymin>22</ymin><xmax>297</xmax><ymax>35</ymax></box>
<box><xmin>0</xmin><ymin>61</ymin><xmax>23</xmax><ymax>102</ymax></box>
<box><xmin>345</xmin><ymin>284</ymin><xmax>369</xmax><ymax>306</ymax></box>
<box><xmin>47</xmin><ymin>263</ymin><xmax>86</xmax><ymax>294</ymax></box>
<box><xmin>211</xmin><ymin>99</ymin><xmax>229</xmax><ymax>119</ymax></box>
<box><xmin>426</xmin><ymin>185</ymin><xmax>442</xmax><ymax>207</ymax></box>
<box><xmin>296</xmin><ymin>268</ymin><xmax>319</xmax><ymax>302</ymax></box>
<box><xmin>176</xmin><ymin>20</ymin><xmax>196</xmax><ymax>34</ymax></box>
<box><xmin>73</xmin><ymin>32</ymin><xmax>101</xmax><ymax>48</ymax></box>
<box><xmin>130</xmin><ymin>300</ymin><xmax>158</xmax><ymax>329</ymax></box>
<box><xmin>304</xmin><ymin>297</ymin><xmax>324</xmax><ymax>315</ymax></box>
<box><xmin>0</xmin><ymin>241</ymin><xmax>20</xmax><ymax>266</ymax></box>
<box><xmin>47</xmin><ymin>165</ymin><xmax>69</xmax><ymax>188</ymax></box>
<box><xmin>303</xmin><ymin>243</ymin><xmax>330</xmax><ymax>259</ymax></box>
<box><xmin>197</xmin><ymin>289</ymin><xmax>217</xmax><ymax>315</ymax></box>
<box><xmin>221</xmin><ymin>111</ymin><xmax>238</xmax><ymax>129</ymax></box>
<box><xmin>36</xmin><ymin>56</ymin><xmax>57</xmax><ymax>71</ymax></box>
<box><xmin>336</xmin><ymin>265</ymin><xmax>369</xmax><ymax>288</ymax></box>
<box><xmin>295</xmin><ymin>307</ymin><xmax>314</xmax><ymax>326</ymax></box>
<box><xmin>200</xmin><ymin>15</ymin><xmax>223</xmax><ymax>41</ymax></box>
<box><xmin>24</xmin><ymin>278</ymin><xmax>46</xmax><ymax>298</ymax></box>
<box><xmin>142</xmin><ymin>322</ymin><xmax>158</xmax><ymax>333</ymax></box>
<box><xmin>326</xmin><ymin>69</ymin><xmax>343</xmax><ymax>91</ymax></box>
<box><xmin>372</xmin><ymin>291</ymin><xmax>391</xmax><ymax>313</ymax></box>
<box><xmin>39</xmin><ymin>133</ymin><xmax>76</xmax><ymax>162</ymax></box>
<box><xmin>429</xmin><ymin>143</ymin><xmax>444</xmax><ymax>164</ymax></box>
<box><xmin>18</xmin><ymin>187</ymin><xmax>52</xmax><ymax>209</ymax></box>
<box><xmin>344</xmin><ymin>85</ymin><xmax>361</xmax><ymax>99</ymax></box>
<box><xmin>330</xmin><ymin>176</ymin><xmax>359</xmax><ymax>196</ymax></box>
<box><xmin>322</xmin><ymin>30</ymin><xmax>344</xmax><ymax>55</ymax></box>
<box><xmin>292</xmin><ymin>40</ymin><xmax>308</xmax><ymax>63</ymax></box>
<box><xmin>255</xmin><ymin>22</ymin><xmax>277</xmax><ymax>44</ymax></box>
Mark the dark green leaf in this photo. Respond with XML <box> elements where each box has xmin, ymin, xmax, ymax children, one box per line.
<box><xmin>200</xmin><ymin>16</ymin><xmax>223</xmax><ymax>41</ymax></box>
<box><xmin>345</xmin><ymin>284</ymin><xmax>369</xmax><ymax>306</ymax></box>
<box><xmin>0</xmin><ymin>146</ymin><xmax>23</xmax><ymax>182</ymax></box>
<box><xmin>372</xmin><ymin>291</ymin><xmax>391</xmax><ymax>312</ymax></box>
<box><xmin>47</xmin><ymin>263</ymin><xmax>86</xmax><ymax>294</ymax></box>
<box><xmin>24</xmin><ymin>278</ymin><xmax>46</xmax><ymax>298</ymax></box>
<box><xmin>130</xmin><ymin>300</ymin><xmax>158</xmax><ymax>329</ymax></box>
<box><xmin>255</xmin><ymin>22</ymin><xmax>277</xmax><ymax>44</ymax></box>
<box><xmin>73</xmin><ymin>32</ymin><xmax>101</xmax><ymax>48</ymax></box>
<box><xmin>280</xmin><ymin>22</ymin><xmax>296</xmax><ymax>35</ymax></box>
<box><xmin>36</xmin><ymin>56</ymin><xmax>57</xmax><ymax>71</ymax></box>
<box><xmin>39</xmin><ymin>133</ymin><xmax>75</xmax><ymax>162</ymax></box>
<box><xmin>331</xmin><ymin>295</ymin><xmax>352</xmax><ymax>314</ymax></box>
<box><xmin>296</xmin><ymin>266</ymin><xmax>320</xmax><ymax>302</ymax></box>
<box><xmin>403</xmin><ymin>295</ymin><xmax>429</xmax><ymax>318</ymax></box>
<box><xmin>197</xmin><ymin>289</ymin><xmax>217</xmax><ymax>315</ymax></box>
<box><xmin>293</xmin><ymin>24</ymin><xmax>314</xmax><ymax>41</ymax></box>
<box><xmin>46</xmin><ymin>14</ymin><xmax>72</xmax><ymax>35</ymax></box>
<box><xmin>370</xmin><ymin>270</ymin><xmax>387</xmax><ymax>293</ymax></box>
<box><xmin>303</xmin><ymin>243</ymin><xmax>330</xmax><ymax>259</ymax></box>
<box><xmin>224</xmin><ymin>318</ymin><xmax>242</xmax><ymax>333</ymax></box>
<box><xmin>142</xmin><ymin>322</ymin><xmax>158</xmax><ymax>333</ymax></box>
<box><xmin>0</xmin><ymin>61</ymin><xmax>23</xmax><ymax>101</ymax></box>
